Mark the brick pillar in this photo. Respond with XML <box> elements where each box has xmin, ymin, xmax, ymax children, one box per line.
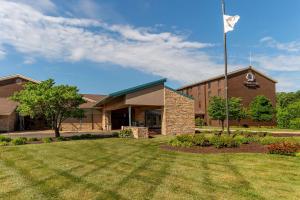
<box><xmin>102</xmin><ymin>110</ymin><xmax>111</xmax><ymax>131</ymax></box>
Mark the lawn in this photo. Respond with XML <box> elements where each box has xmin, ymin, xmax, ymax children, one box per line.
<box><xmin>0</xmin><ymin>136</ymin><xmax>299</xmax><ymax>200</ymax></box>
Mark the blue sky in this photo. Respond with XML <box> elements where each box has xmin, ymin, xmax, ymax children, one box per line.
<box><xmin>0</xmin><ymin>0</ymin><xmax>300</xmax><ymax>94</ymax></box>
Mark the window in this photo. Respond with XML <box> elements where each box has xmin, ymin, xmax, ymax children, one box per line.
<box><xmin>208</xmin><ymin>82</ymin><xmax>211</xmax><ymax>89</ymax></box>
<box><xmin>208</xmin><ymin>91</ymin><xmax>211</xmax><ymax>98</ymax></box>
<box><xmin>188</xmin><ymin>88</ymin><xmax>193</xmax><ymax>96</ymax></box>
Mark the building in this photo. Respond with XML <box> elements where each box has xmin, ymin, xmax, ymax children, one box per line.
<box><xmin>0</xmin><ymin>74</ymin><xmax>42</xmax><ymax>132</ymax></box>
<box><xmin>177</xmin><ymin>66</ymin><xmax>277</xmax><ymax>127</ymax></box>
<box><xmin>62</xmin><ymin>79</ymin><xmax>195</xmax><ymax>135</ymax></box>
<box><xmin>0</xmin><ymin>74</ymin><xmax>195</xmax><ymax>135</ymax></box>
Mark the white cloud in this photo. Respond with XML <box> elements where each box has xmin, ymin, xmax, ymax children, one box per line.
<box><xmin>260</xmin><ymin>37</ymin><xmax>300</xmax><ymax>52</ymax></box>
<box><xmin>254</xmin><ymin>55</ymin><xmax>300</xmax><ymax>72</ymax></box>
<box><xmin>10</xmin><ymin>0</ymin><xmax>56</xmax><ymax>14</ymax></box>
<box><xmin>0</xmin><ymin>0</ymin><xmax>224</xmax><ymax>83</ymax></box>
<box><xmin>23</xmin><ymin>57</ymin><xmax>35</xmax><ymax>64</ymax></box>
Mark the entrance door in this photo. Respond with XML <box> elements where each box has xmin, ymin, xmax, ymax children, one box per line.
<box><xmin>111</xmin><ymin>108</ymin><xmax>129</xmax><ymax>130</ymax></box>
<box><xmin>145</xmin><ymin>110</ymin><xmax>162</xmax><ymax>130</ymax></box>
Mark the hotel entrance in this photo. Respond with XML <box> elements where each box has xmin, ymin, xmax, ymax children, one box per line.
<box><xmin>145</xmin><ymin>109</ymin><xmax>162</xmax><ymax>132</ymax></box>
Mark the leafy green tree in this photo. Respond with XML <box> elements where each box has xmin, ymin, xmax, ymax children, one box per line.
<box><xmin>249</xmin><ymin>95</ymin><xmax>274</xmax><ymax>124</ymax></box>
<box><xmin>208</xmin><ymin>96</ymin><xmax>226</xmax><ymax>130</ymax></box>
<box><xmin>276</xmin><ymin>107</ymin><xmax>291</xmax><ymax>128</ymax></box>
<box><xmin>208</xmin><ymin>97</ymin><xmax>247</xmax><ymax>130</ymax></box>
<box><xmin>12</xmin><ymin>79</ymin><xmax>85</xmax><ymax>137</ymax></box>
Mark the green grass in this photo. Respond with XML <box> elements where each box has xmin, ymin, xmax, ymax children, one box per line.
<box><xmin>0</xmin><ymin>136</ymin><xmax>299</xmax><ymax>200</ymax></box>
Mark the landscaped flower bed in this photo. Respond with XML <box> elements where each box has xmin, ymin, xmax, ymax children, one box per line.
<box><xmin>166</xmin><ymin>132</ymin><xmax>300</xmax><ymax>155</ymax></box>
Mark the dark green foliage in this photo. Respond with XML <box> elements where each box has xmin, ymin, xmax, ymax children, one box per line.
<box><xmin>195</xmin><ymin>117</ymin><xmax>204</xmax><ymax>127</ymax></box>
<box><xmin>250</xmin><ymin>95</ymin><xmax>274</xmax><ymax>123</ymax></box>
<box><xmin>28</xmin><ymin>137</ymin><xmax>39</xmax><ymax>142</ymax></box>
<box><xmin>11</xmin><ymin>137</ymin><xmax>27</xmax><ymax>145</ymax></box>
<box><xmin>289</xmin><ymin>118</ymin><xmax>300</xmax><ymax>129</ymax></box>
<box><xmin>42</xmin><ymin>137</ymin><xmax>52</xmax><ymax>143</ymax></box>
<box><xmin>209</xmin><ymin>136</ymin><xmax>240</xmax><ymax>148</ymax></box>
<box><xmin>208</xmin><ymin>96</ymin><xmax>248</xmax><ymax>130</ymax></box>
<box><xmin>11</xmin><ymin>79</ymin><xmax>86</xmax><ymax>137</ymax></box>
<box><xmin>118</xmin><ymin>129</ymin><xmax>133</xmax><ymax>138</ymax></box>
<box><xmin>56</xmin><ymin>136</ymin><xmax>66</xmax><ymax>141</ymax></box>
<box><xmin>268</xmin><ymin>142</ymin><xmax>299</xmax><ymax>156</ymax></box>
<box><xmin>0</xmin><ymin>135</ymin><xmax>11</xmax><ymax>142</ymax></box>
<box><xmin>193</xmin><ymin>134</ymin><xmax>210</xmax><ymax>146</ymax></box>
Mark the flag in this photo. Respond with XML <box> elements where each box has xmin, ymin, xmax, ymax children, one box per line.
<box><xmin>223</xmin><ymin>15</ymin><xmax>240</xmax><ymax>33</ymax></box>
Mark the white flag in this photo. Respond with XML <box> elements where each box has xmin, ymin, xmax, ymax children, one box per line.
<box><xmin>223</xmin><ymin>15</ymin><xmax>240</xmax><ymax>33</ymax></box>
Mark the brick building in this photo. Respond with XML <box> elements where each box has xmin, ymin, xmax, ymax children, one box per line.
<box><xmin>0</xmin><ymin>74</ymin><xmax>195</xmax><ymax>135</ymax></box>
<box><xmin>177</xmin><ymin>66</ymin><xmax>277</xmax><ymax>127</ymax></box>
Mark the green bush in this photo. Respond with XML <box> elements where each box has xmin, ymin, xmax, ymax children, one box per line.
<box><xmin>176</xmin><ymin>134</ymin><xmax>194</xmax><ymax>143</ymax></box>
<box><xmin>195</xmin><ymin>118</ymin><xmax>204</xmax><ymax>127</ymax></box>
<box><xmin>11</xmin><ymin>137</ymin><xmax>27</xmax><ymax>145</ymax></box>
<box><xmin>118</xmin><ymin>129</ymin><xmax>133</xmax><ymax>138</ymax></box>
<box><xmin>42</xmin><ymin>137</ymin><xmax>52</xmax><ymax>143</ymax></box>
<box><xmin>209</xmin><ymin>136</ymin><xmax>240</xmax><ymax>148</ymax></box>
<box><xmin>56</xmin><ymin>136</ymin><xmax>66</xmax><ymax>141</ymax></box>
<box><xmin>289</xmin><ymin>118</ymin><xmax>300</xmax><ymax>129</ymax></box>
<box><xmin>234</xmin><ymin>135</ymin><xmax>258</xmax><ymax>144</ymax></box>
<box><xmin>193</xmin><ymin>134</ymin><xmax>210</xmax><ymax>146</ymax></box>
<box><xmin>0</xmin><ymin>141</ymin><xmax>9</xmax><ymax>146</ymax></box>
<box><xmin>259</xmin><ymin>136</ymin><xmax>285</xmax><ymax>145</ymax></box>
<box><xmin>268</xmin><ymin>142</ymin><xmax>299</xmax><ymax>156</ymax></box>
<box><xmin>28</xmin><ymin>137</ymin><xmax>39</xmax><ymax>142</ymax></box>
<box><xmin>0</xmin><ymin>135</ymin><xmax>11</xmax><ymax>142</ymax></box>
<box><xmin>169</xmin><ymin>138</ymin><xmax>193</xmax><ymax>147</ymax></box>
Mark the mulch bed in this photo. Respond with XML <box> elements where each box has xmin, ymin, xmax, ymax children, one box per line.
<box><xmin>161</xmin><ymin>143</ymin><xmax>269</xmax><ymax>154</ymax></box>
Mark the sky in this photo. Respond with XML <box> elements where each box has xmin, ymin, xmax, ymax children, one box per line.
<box><xmin>0</xmin><ymin>0</ymin><xmax>300</xmax><ymax>94</ymax></box>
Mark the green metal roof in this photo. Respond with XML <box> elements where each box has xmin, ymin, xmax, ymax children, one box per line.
<box><xmin>95</xmin><ymin>78</ymin><xmax>167</xmax><ymax>106</ymax></box>
<box><xmin>109</xmin><ymin>78</ymin><xmax>167</xmax><ymax>97</ymax></box>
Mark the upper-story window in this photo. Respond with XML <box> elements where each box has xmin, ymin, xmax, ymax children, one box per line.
<box><xmin>208</xmin><ymin>91</ymin><xmax>211</xmax><ymax>98</ymax></box>
<box><xmin>188</xmin><ymin>88</ymin><xmax>192</xmax><ymax>96</ymax></box>
<box><xmin>208</xmin><ymin>82</ymin><xmax>211</xmax><ymax>89</ymax></box>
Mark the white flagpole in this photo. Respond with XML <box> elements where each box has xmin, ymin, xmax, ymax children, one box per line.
<box><xmin>221</xmin><ymin>0</ymin><xmax>230</xmax><ymax>134</ymax></box>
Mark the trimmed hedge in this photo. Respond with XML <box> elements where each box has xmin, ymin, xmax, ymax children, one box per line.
<box><xmin>118</xmin><ymin>129</ymin><xmax>133</xmax><ymax>138</ymax></box>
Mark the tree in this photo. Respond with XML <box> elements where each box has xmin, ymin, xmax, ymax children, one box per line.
<box><xmin>208</xmin><ymin>96</ymin><xmax>226</xmax><ymax>130</ymax></box>
<box><xmin>12</xmin><ymin>79</ymin><xmax>85</xmax><ymax>137</ymax></box>
<box><xmin>249</xmin><ymin>95</ymin><xmax>274</xmax><ymax>124</ymax></box>
<box><xmin>208</xmin><ymin>97</ymin><xmax>247</xmax><ymax>130</ymax></box>
<box><xmin>228</xmin><ymin>97</ymin><xmax>247</xmax><ymax>125</ymax></box>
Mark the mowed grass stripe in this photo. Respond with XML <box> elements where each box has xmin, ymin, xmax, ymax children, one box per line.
<box><xmin>0</xmin><ymin>137</ymin><xmax>300</xmax><ymax>199</ymax></box>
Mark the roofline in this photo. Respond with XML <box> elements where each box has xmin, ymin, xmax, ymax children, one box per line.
<box><xmin>165</xmin><ymin>86</ymin><xmax>194</xmax><ymax>100</ymax></box>
<box><xmin>0</xmin><ymin>74</ymin><xmax>40</xmax><ymax>83</ymax></box>
<box><xmin>95</xmin><ymin>78</ymin><xmax>167</xmax><ymax>106</ymax></box>
<box><xmin>177</xmin><ymin>66</ymin><xmax>277</xmax><ymax>90</ymax></box>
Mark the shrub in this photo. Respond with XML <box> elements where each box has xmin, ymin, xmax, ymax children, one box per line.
<box><xmin>118</xmin><ymin>129</ymin><xmax>133</xmax><ymax>138</ymax></box>
<box><xmin>289</xmin><ymin>118</ymin><xmax>300</xmax><ymax>129</ymax></box>
<box><xmin>0</xmin><ymin>141</ymin><xmax>9</xmax><ymax>146</ymax></box>
<box><xmin>176</xmin><ymin>134</ymin><xmax>194</xmax><ymax>143</ymax></box>
<box><xmin>11</xmin><ymin>137</ymin><xmax>27</xmax><ymax>145</ymax></box>
<box><xmin>70</xmin><ymin>135</ymin><xmax>81</xmax><ymax>140</ymax></box>
<box><xmin>28</xmin><ymin>137</ymin><xmax>39</xmax><ymax>142</ymax></box>
<box><xmin>209</xmin><ymin>136</ymin><xmax>226</xmax><ymax>148</ymax></box>
<box><xmin>169</xmin><ymin>138</ymin><xmax>193</xmax><ymax>147</ymax></box>
<box><xmin>259</xmin><ymin>136</ymin><xmax>285</xmax><ymax>145</ymax></box>
<box><xmin>209</xmin><ymin>135</ymin><xmax>240</xmax><ymax>148</ymax></box>
<box><xmin>42</xmin><ymin>137</ymin><xmax>52</xmax><ymax>143</ymax></box>
<box><xmin>268</xmin><ymin>142</ymin><xmax>299</xmax><ymax>156</ymax></box>
<box><xmin>234</xmin><ymin>135</ymin><xmax>258</xmax><ymax>144</ymax></box>
<box><xmin>56</xmin><ymin>136</ymin><xmax>66</xmax><ymax>141</ymax></box>
<box><xmin>195</xmin><ymin>118</ymin><xmax>204</xmax><ymax>127</ymax></box>
<box><xmin>0</xmin><ymin>135</ymin><xmax>11</xmax><ymax>142</ymax></box>
<box><xmin>193</xmin><ymin>134</ymin><xmax>209</xmax><ymax>146</ymax></box>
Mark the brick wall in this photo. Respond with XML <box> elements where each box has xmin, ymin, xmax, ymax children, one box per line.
<box><xmin>162</xmin><ymin>88</ymin><xmax>195</xmax><ymax>135</ymax></box>
<box><xmin>61</xmin><ymin>109</ymin><xmax>102</xmax><ymax>131</ymax></box>
<box><xmin>0</xmin><ymin>113</ymin><xmax>16</xmax><ymax>132</ymax></box>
